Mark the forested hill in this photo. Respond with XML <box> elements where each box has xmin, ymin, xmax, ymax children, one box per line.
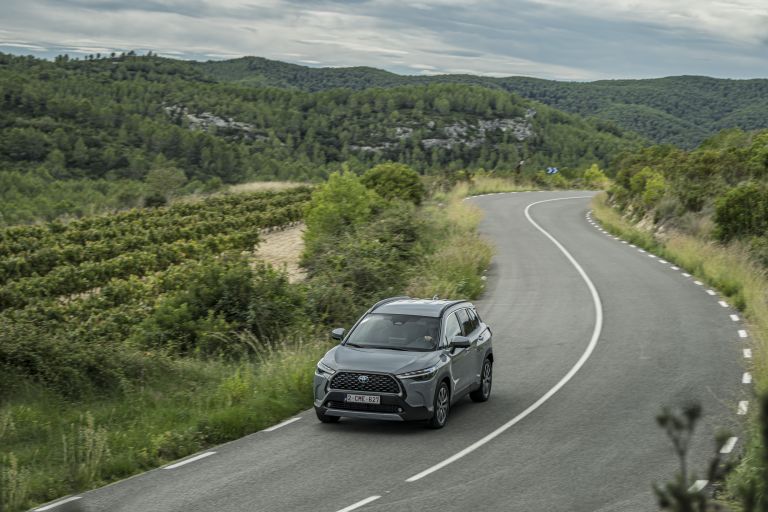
<box><xmin>0</xmin><ymin>52</ymin><xmax>637</xmax><ymax>224</ymax></box>
<box><xmin>198</xmin><ymin>57</ymin><xmax>768</xmax><ymax>148</ymax></box>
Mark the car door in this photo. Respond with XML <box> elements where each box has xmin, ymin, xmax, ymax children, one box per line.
<box><xmin>457</xmin><ymin>308</ymin><xmax>482</xmax><ymax>388</ymax></box>
<box><xmin>464</xmin><ymin>307</ymin><xmax>487</xmax><ymax>384</ymax></box>
<box><xmin>443</xmin><ymin>311</ymin><xmax>472</xmax><ymax>396</ymax></box>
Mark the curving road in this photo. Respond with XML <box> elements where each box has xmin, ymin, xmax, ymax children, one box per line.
<box><xmin>40</xmin><ymin>191</ymin><xmax>748</xmax><ymax>512</ymax></box>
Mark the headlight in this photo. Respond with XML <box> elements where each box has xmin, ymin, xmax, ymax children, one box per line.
<box><xmin>397</xmin><ymin>365</ymin><xmax>438</xmax><ymax>381</ymax></box>
<box><xmin>316</xmin><ymin>360</ymin><xmax>336</xmax><ymax>377</ymax></box>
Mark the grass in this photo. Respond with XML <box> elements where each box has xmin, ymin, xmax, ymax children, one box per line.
<box><xmin>591</xmin><ymin>192</ymin><xmax>768</xmax><ymax>503</ymax></box>
<box><xmin>0</xmin><ymin>338</ymin><xmax>330</xmax><ymax>511</ymax></box>
<box><xmin>227</xmin><ymin>181</ymin><xmax>310</xmax><ymax>194</ymax></box>
<box><xmin>408</xmin><ymin>186</ymin><xmax>494</xmax><ymax>300</ymax></box>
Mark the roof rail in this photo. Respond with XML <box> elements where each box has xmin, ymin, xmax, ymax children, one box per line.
<box><xmin>439</xmin><ymin>300</ymin><xmax>467</xmax><ymax>316</ymax></box>
<box><xmin>370</xmin><ymin>296</ymin><xmax>411</xmax><ymax>312</ymax></box>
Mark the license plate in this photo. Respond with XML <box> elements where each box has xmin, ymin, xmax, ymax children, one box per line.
<box><xmin>345</xmin><ymin>394</ymin><xmax>380</xmax><ymax>404</ymax></box>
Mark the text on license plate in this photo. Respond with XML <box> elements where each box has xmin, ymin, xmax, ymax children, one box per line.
<box><xmin>345</xmin><ymin>394</ymin><xmax>380</xmax><ymax>404</ymax></box>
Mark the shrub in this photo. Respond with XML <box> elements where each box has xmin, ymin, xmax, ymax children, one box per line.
<box><xmin>583</xmin><ymin>164</ymin><xmax>609</xmax><ymax>189</ymax></box>
<box><xmin>361</xmin><ymin>163</ymin><xmax>426</xmax><ymax>205</ymax></box>
<box><xmin>714</xmin><ymin>181</ymin><xmax>768</xmax><ymax>242</ymax></box>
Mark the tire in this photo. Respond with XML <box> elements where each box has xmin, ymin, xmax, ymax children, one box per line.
<box><xmin>428</xmin><ymin>381</ymin><xmax>450</xmax><ymax>429</ymax></box>
<box><xmin>470</xmin><ymin>358</ymin><xmax>492</xmax><ymax>403</ymax></box>
<box><xmin>315</xmin><ymin>408</ymin><xmax>340</xmax><ymax>423</ymax></box>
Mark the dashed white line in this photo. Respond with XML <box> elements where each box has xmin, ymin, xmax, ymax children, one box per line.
<box><xmin>638</xmin><ymin>249</ymin><xmax>646</xmax><ymax>253</ymax></box>
<box><xmin>648</xmin><ymin>254</ymin><xmax>657</xmax><ymax>259</ymax></box>
<box><xmin>744</xmin><ymin>348</ymin><xmax>752</xmax><ymax>358</ymax></box>
<box><xmin>706</xmin><ymin>290</ymin><xmax>717</xmax><ymax>296</ymax></box>
<box><xmin>621</xmin><ymin>241</ymin><xmax>628</xmax><ymax>244</ymax></box>
<box><xmin>406</xmin><ymin>196</ymin><xmax>602</xmax><ymax>483</ymax></box>
<box><xmin>34</xmin><ymin>497</ymin><xmax>82</xmax><ymax>511</ymax></box>
<box><xmin>164</xmin><ymin>451</ymin><xmax>216</xmax><ymax>470</ymax></box>
<box><xmin>719</xmin><ymin>301</ymin><xmax>729</xmax><ymax>308</ymax></box>
<box><xmin>730</xmin><ymin>314</ymin><xmax>739</xmax><ymax>322</ymax></box>
<box><xmin>689</xmin><ymin>480</ymin><xmax>708</xmax><ymax>493</ymax></box>
<box><xmin>743</xmin><ymin>372</ymin><xmax>752</xmax><ymax>384</ymax></box>
<box><xmin>720</xmin><ymin>437</ymin><xmax>738</xmax><ymax>454</ymax></box>
<box><xmin>263</xmin><ymin>416</ymin><xmax>302</xmax><ymax>432</ymax></box>
<box><xmin>738</xmin><ymin>401</ymin><xmax>749</xmax><ymax>415</ymax></box>
<box><xmin>694</xmin><ymin>280</ymin><xmax>704</xmax><ymax>286</ymax></box>
<box><xmin>671</xmin><ymin>266</ymin><xmax>679</xmax><ymax>270</ymax></box>
<box><xmin>738</xmin><ymin>330</ymin><xmax>748</xmax><ymax>338</ymax></box>
<box><xmin>659</xmin><ymin>259</ymin><xmax>668</xmax><ymax>264</ymax></box>
<box><xmin>682</xmin><ymin>272</ymin><xmax>691</xmax><ymax>277</ymax></box>
<box><xmin>336</xmin><ymin>496</ymin><xmax>382</xmax><ymax>512</ymax></box>
<box><xmin>629</xmin><ymin>244</ymin><xmax>636</xmax><ymax>248</ymax></box>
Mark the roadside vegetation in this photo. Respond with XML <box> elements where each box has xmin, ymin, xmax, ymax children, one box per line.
<box><xmin>591</xmin><ymin>128</ymin><xmax>768</xmax><ymax>507</ymax></box>
<box><xmin>0</xmin><ymin>163</ymin><xmax>496</xmax><ymax>511</ymax></box>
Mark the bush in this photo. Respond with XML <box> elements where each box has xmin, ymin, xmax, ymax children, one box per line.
<box><xmin>303</xmin><ymin>171</ymin><xmax>379</xmax><ymax>257</ymax></box>
<box><xmin>361</xmin><ymin>163</ymin><xmax>426</xmax><ymax>205</ymax></box>
<box><xmin>714</xmin><ymin>181</ymin><xmax>768</xmax><ymax>242</ymax></box>
<box><xmin>583</xmin><ymin>164</ymin><xmax>609</xmax><ymax>189</ymax></box>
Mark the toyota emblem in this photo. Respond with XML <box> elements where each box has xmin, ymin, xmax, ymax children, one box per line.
<box><xmin>358</xmin><ymin>375</ymin><xmax>369</xmax><ymax>383</ymax></box>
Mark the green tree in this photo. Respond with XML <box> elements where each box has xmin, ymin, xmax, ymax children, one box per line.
<box><xmin>144</xmin><ymin>167</ymin><xmax>188</xmax><ymax>200</ymax></box>
<box><xmin>361</xmin><ymin>162</ymin><xmax>426</xmax><ymax>205</ymax></box>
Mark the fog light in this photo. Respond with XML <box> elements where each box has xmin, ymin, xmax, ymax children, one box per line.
<box><xmin>326</xmin><ymin>402</ymin><xmax>332</xmax><ymax>407</ymax></box>
<box><xmin>397</xmin><ymin>407</ymin><xmax>403</xmax><ymax>413</ymax></box>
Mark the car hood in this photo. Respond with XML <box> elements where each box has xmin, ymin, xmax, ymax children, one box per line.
<box><xmin>325</xmin><ymin>345</ymin><xmax>441</xmax><ymax>375</ymax></box>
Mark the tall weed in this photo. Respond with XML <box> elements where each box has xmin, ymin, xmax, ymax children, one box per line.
<box><xmin>62</xmin><ymin>412</ymin><xmax>110</xmax><ymax>490</ymax></box>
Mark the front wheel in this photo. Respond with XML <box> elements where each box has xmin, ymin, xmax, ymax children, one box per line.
<box><xmin>315</xmin><ymin>408</ymin><xmax>340</xmax><ymax>423</ymax></box>
<box><xmin>470</xmin><ymin>358</ymin><xmax>492</xmax><ymax>403</ymax></box>
<box><xmin>428</xmin><ymin>381</ymin><xmax>450</xmax><ymax>429</ymax></box>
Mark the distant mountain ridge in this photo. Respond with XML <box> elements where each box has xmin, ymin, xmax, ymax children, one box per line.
<box><xmin>196</xmin><ymin>57</ymin><xmax>768</xmax><ymax>148</ymax></box>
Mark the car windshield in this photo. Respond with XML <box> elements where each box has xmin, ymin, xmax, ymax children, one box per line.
<box><xmin>345</xmin><ymin>313</ymin><xmax>440</xmax><ymax>351</ymax></box>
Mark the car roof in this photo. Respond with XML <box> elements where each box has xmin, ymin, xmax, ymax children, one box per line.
<box><xmin>372</xmin><ymin>298</ymin><xmax>469</xmax><ymax>318</ymax></box>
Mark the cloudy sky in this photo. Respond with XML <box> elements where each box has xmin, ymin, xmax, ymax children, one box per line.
<box><xmin>1</xmin><ymin>0</ymin><xmax>767</xmax><ymax>80</ymax></box>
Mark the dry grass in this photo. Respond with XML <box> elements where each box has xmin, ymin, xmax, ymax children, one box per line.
<box><xmin>252</xmin><ymin>223</ymin><xmax>307</xmax><ymax>283</ymax></box>
<box><xmin>228</xmin><ymin>181</ymin><xmax>310</xmax><ymax>194</ymax></box>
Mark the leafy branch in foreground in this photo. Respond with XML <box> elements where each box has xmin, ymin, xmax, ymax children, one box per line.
<box><xmin>655</xmin><ymin>397</ymin><xmax>768</xmax><ymax>512</ymax></box>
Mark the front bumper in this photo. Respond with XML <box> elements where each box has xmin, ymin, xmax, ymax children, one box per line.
<box><xmin>314</xmin><ymin>373</ymin><xmax>435</xmax><ymax>422</ymax></box>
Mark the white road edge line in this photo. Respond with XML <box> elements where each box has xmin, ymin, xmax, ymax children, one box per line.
<box><xmin>719</xmin><ymin>301</ymin><xmax>729</xmax><ymax>308</ymax></box>
<box><xmin>743</xmin><ymin>372</ymin><xmax>752</xmax><ymax>384</ymax></box>
<box><xmin>738</xmin><ymin>401</ymin><xmax>749</xmax><ymax>415</ymax></box>
<box><xmin>336</xmin><ymin>496</ymin><xmax>382</xmax><ymax>512</ymax></box>
<box><xmin>406</xmin><ymin>195</ymin><xmax>603</xmax><ymax>483</ymax></box>
<box><xmin>263</xmin><ymin>416</ymin><xmax>302</xmax><ymax>432</ymax></box>
<box><xmin>34</xmin><ymin>497</ymin><xmax>82</xmax><ymax>511</ymax></box>
<box><xmin>689</xmin><ymin>480</ymin><xmax>708</xmax><ymax>492</ymax></box>
<box><xmin>730</xmin><ymin>314</ymin><xmax>739</xmax><ymax>322</ymax></box>
<box><xmin>720</xmin><ymin>437</ymin><xmax>739</xmax><ymax>453</ymax></box>
<box><xmin>744</xmin><ymin>348</ymin><xmax>752</xmax><ymax>358</ymax></box>
<box><xmin>163</xmin><ymin>451</ymin><xmax>216</xmax><ymax>470</ymax></box>
<box><xmin>671</xmin><ymin>266</ymin><xmax>679</xmax><ymax>270</ymax></box>
<box><xmin>682</xmin><ymin>272</ymin><xmax>691</xmax><ymax>277</ymax></box>
<box><xmin>706</xmin><ymin>289</ymin><xmax>717</xmax><ymax>296</ymax></box>
<box><xmin>720</xmin><ymin>437</ymin><xmax>738</xmax><ymax>454</ymax></box>
<box><xmin>739</xmin><ymin>330</ymin><xmax>748</xmax><ymax>338</ymax></box>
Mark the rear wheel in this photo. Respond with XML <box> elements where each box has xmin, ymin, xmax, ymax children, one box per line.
<box><xmin>428</xmin><ymin>381</ymin><xmax>450</xmax><ymax>429</ymax></box>
<box><xmin>315</xmin><ymin>408</ymin><xmax>340</xmax><ymax>423</ymax></box>
<box><xmin>470</xmin><ymin>358</ymin><xmax>492</xmax><ymax>403</ymax></box>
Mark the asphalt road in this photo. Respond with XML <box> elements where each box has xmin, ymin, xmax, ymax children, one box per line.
<box><xmin>42</xmin><ymin>191</ymin><xmax>748</xmax><ymax>512</ymax></box>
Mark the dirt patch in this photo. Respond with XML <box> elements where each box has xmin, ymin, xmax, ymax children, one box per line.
<box><xmin>254</xmin><ymin>223</ymin><xmax>307</xmax><ymax>282</ymax></box>
<box><xmin>229</xmin><ymin>181</ymin><xmax>310</xmax><ymax>194</ymax></box>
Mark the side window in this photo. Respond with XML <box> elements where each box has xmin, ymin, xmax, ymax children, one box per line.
<box><xmin>443</xmin><ymin>313</ymin><xmax>462</xmax><ymax>346</ymax></box>
<box><xmin>456</xmin><ymin>308</ymin><xmax>473</xmax><ymax>335</ymax></box>
<box><xmin>466</xmin><ymin>308</ymin><xmax>480</xmax><ymax>333</ymax></box>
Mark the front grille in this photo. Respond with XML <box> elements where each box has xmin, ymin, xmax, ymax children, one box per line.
<box><xmin>327</xmin><ymin>401</ymin><xmax>400</xmax><ymax>414</ymax></box>
<box><xmin>330</xmin><ymin>372</ymin><xmax>400</xmax><ymax>394</ymax></box>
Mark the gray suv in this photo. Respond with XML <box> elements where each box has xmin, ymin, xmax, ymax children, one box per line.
<box><xmin>313</xmin><ymin>297</ymin><xmax>493</xmax><ymax>428</ymax></box>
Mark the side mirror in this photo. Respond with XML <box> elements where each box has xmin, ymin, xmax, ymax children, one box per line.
<box><xmin>450</xmin><ymin>335</ymin><xmax>471</xmax><ymax>349</ymax></box>
<box><xmin>331</xmin><ymin>327</ymin><xmax>345</xmax><ymax>341</ymax></box>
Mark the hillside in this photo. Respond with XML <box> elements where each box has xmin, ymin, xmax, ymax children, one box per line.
<box><xmin>0</xmin><ymin>52</ymin><xmax>638</xmax><ymax>224</ymax></box>
<box><xmin>198</xmin><ymin>57</ymin><xmax>768</xmax><ymax>148</ymax></box>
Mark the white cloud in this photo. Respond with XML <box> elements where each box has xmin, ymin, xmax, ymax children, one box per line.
<box><xmin>0</xmin><ymin>0</ymin><xmax>766</xmax><ymax>79</ymax></box>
